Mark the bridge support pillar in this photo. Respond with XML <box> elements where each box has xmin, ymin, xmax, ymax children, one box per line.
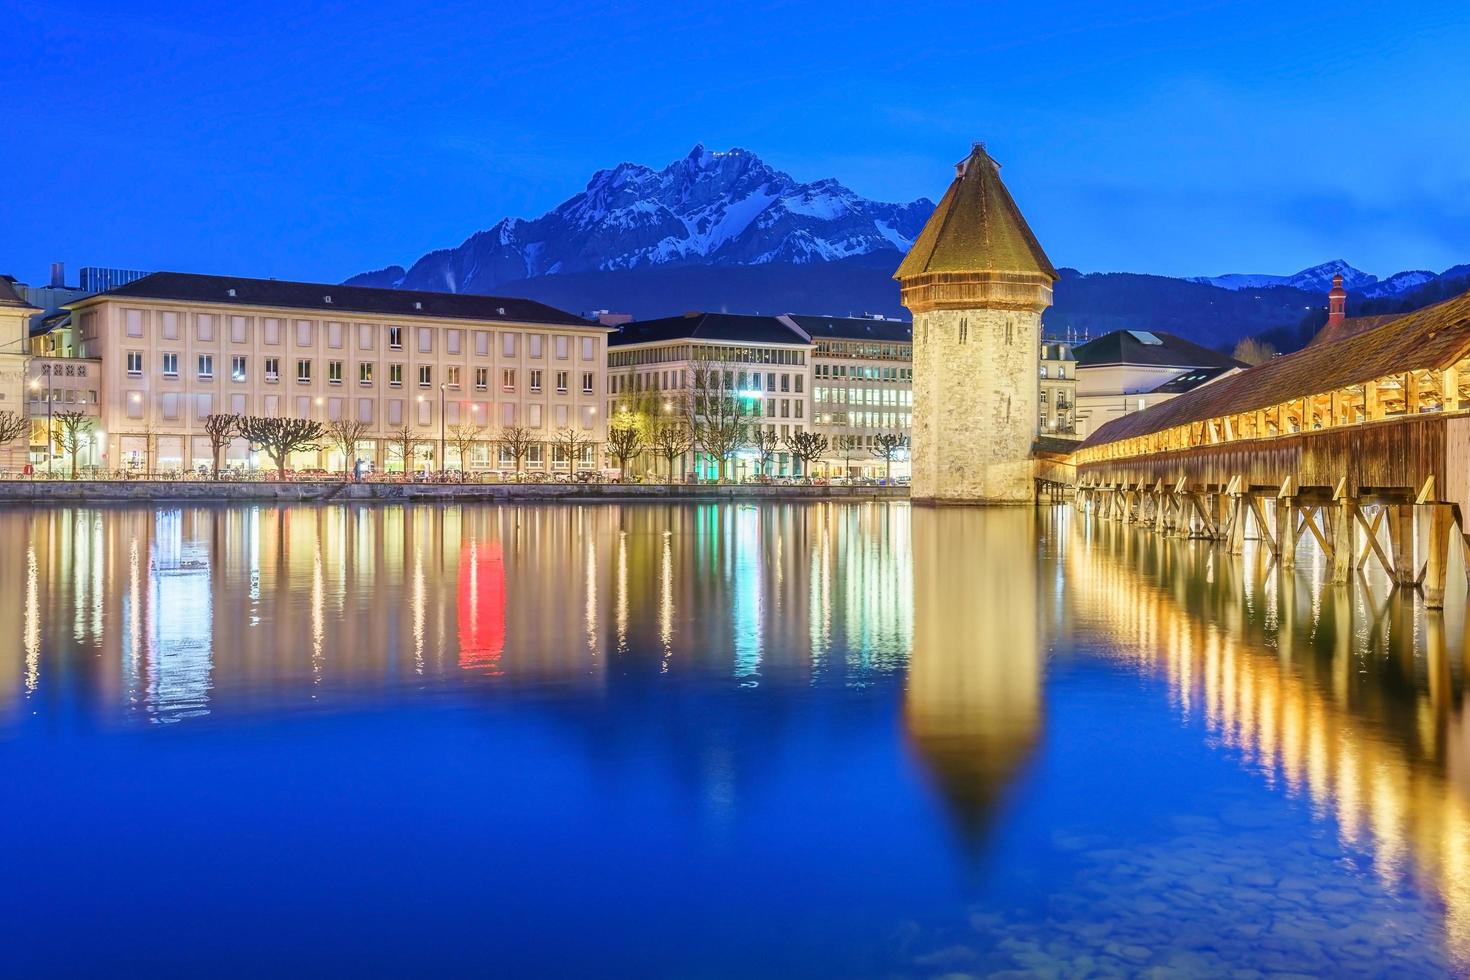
<box><xmin>1276</xmin><ymin>498</ymin><xmax>1298</xmax><ymax>569</ymax></box>
<box><xmin>1228</xmin><ymin>494</ymin><xmax>1246</xmax><ymax>556</ymax></box>
<box><xmin>1386</xmin><ymin>504</ymin><xmax>1416</xmax><ymax>586</ymax></box>
<box><xmin>1423</xmin><ymin>504</ymin><xmax>1453</xmax><ymax>609</ymax></box>
<box><xmin>1330</xmin><ymin>499</ymin><xmax>1354</xmax><ymax>584</ymax></box>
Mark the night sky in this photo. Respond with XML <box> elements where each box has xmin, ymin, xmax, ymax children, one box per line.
<box><xmin>5</xmin><ymin>0</ymin><xmax>1468</xmax><ymax>284</ymax></box>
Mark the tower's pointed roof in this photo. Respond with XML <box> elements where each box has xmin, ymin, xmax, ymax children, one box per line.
<box><xmin>895</xmin><ymin>144</ymin><xmax>1057</xmax><ymax>281</ymax></box>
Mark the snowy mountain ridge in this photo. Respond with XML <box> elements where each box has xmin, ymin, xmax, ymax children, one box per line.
<box><xmin>348</xmin><ymin>145</ymin><xmax>935</xmax><ymax>295</ymax></box>
<box><xmin>1190</xmin><ymin>259</ymin><xmax>1442</xmax><ymax>299</ymax></box>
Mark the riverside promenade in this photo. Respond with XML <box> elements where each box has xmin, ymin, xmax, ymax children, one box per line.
<box><xmin>0</xmin><ymin>479</ymin><xmax>908</xmax><ymax>505</ymax></box>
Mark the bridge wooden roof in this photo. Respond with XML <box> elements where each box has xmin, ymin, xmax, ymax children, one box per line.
<box><xmin>1081</xmin><ymin>287</ymin><xmax>1470</xmax><ymax>449</ymax></box>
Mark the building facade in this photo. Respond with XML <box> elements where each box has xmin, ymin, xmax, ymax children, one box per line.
<box><xmin>607</xmin><ymin>312</ymin><xmax>815</xmax><ymax>480</ymax></box>
<box><xmin>791</xmin><ymin>314</ymin><xmax>914</xmax><ymax>479</ymax></box>
<box><xmin>1039</xmin><ymin>338</ymin><xmax>1078</xmax><ymax>437</ymax></box>
<box><xmin>896</xmin><ymin>144</ymin><xmax>1059</xmax><ymax>504</ymax></box>
<box><xmin>62</xmin><ymin>272</ymin><xmax>610</xmax><ymax>474</ymax></box>
<box><xmin>1072</xmin><ymin>329</ymin><xmax>1244</xmax><ymax>438</ymax></box>
<box><xmin>0</xmin><ymin>278</ymin><xmax>41</xmax><ymax>470</ymax></box>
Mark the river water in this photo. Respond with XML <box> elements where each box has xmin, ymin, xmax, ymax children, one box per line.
<box><xmin>1</xmin><ymin>502</ymin><xmax>1466</xmax><ymax>977</ymax></box>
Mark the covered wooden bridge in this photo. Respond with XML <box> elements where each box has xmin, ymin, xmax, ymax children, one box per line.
<box><xmin>1069</xmin><ymin>286</ymin><xmax>1470</xmax><ymax>607</ymax></box>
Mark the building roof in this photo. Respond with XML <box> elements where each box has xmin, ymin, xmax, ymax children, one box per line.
<box><xmin>1081</xmin><ymin>284</ymin><xmax>1470</xmax><ymax>449</ymax></box>
<box><xmin>1074</xmin><ymin>330</ymin><xmax>1246</xmax><ymax>370</ymax></box>
<box><xmin>0</xmin><ymin>275</ymin><xmax>41</xmax><ymax>311</ymax></box>
<box><xmin>783</xmin><ymin>314</ymin><xmax>912</xmax><ymax>343</ymax></box>
<box><xmin>74</xmin><ymin>271</ymin><xmax>597</xmax><ymax>327</ymax></box>
<box><xmin>1148</xmin><ymin>365</ymin><xmax>1236</xmax><ymax>394</ymax></box>
<box><xmin>1306</xmin><ymin>312</ymin><xmax>1404</xmax><ymax>348</ymax></box>
<box><xmin>608</xmin><ymin>312</ymin><xmax>810</xmax><ymax>348</ymax></box>
<box><xmin>894</xmin><ymin>144</ymin><xmax>1058</xmax><ymax>282</ymax></box>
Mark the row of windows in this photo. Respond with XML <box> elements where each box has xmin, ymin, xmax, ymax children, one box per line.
<box><xmin>1039</xmin><ymin>390</ymin><xmax>1072</xmax><ymax>408</ymax></box>
<box><xmin>813</xmin><ymin>387</ymin><xmax>913</xmax><ymax>407</ymax></box>
<box><xmin>610</xmin><ymin>370</ymin><xmax>805</xmax><ymax>395</ymax></box>
<box><xmin>815</xmin><ymin>411</ymin><xmax>912</xmax><ymax>429</ymax></box>
<box><xmin>812</xmin><ymin>341</ymin><xmax>910</xmax><ymax>360</ymax></box>
<box><xmin>814</xmin><ymin>364</ymin><xmax>911</xmax><ymax>382</ymax></box>
<box><xmin>117</xmin><ymin>309</ymin><xmax>600</xmax><ymax>361</ymax></box>
<box><xmin>1039</xmin><ymin>365</ymin><xmax>1071</xmax><ymax>379</ymax></box>
<box><xmin>29</xmin><ymin>389</ymin><xmax>98</xmax><ymax>404</ymax></box>
<box><xmin>607</xmin><ymin>344</ymin><xmax>809</xmax><ymax>368</ymax></box>
<box><xmin>124</xmin><ymin>351</ymin><xmax>595</xmax><ymax>394</ymax></box>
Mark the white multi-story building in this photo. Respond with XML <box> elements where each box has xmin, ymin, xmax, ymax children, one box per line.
<box><xmin>607</xmin><ymin>312</ymin><xmax>814</xmax><ymax>480</ymax></box>
<box><xmin>1072</xmin><ymin>329</ymin><xmax>1244</xmax><ymax>438</ymax></box>
<box><xmin>61</xmin><ymin>272</ymin><xmax>611</xmax><ymax>474</ymax></box>
<box><xmin>792</xmin><ymin>314</ymin><xmax>913</xmax><ymax>479</ymax></box>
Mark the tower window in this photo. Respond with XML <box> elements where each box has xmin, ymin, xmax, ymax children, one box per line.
<box><xmin>1005</xmin><ymin>318</ymin><xmax>1015</xmax><ymax>345</ymax></box>
<box><xmin>959</xmin><ymin>318</ymin><xmax>968</xmax><ymax>344</ymax></box>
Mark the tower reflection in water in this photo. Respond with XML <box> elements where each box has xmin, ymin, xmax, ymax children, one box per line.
<box><xmin>906</xmin><ymin>507</ymin><xmax>1041</xmax><ymax>834</ymax></box>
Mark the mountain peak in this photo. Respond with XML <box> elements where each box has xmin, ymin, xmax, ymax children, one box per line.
<box><xmin>355</xmin><ymin>145</ymin><xmax>934</xmax><ymax>292</ymax></box>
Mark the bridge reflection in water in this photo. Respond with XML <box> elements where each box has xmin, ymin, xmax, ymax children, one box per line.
<box><xmin>1066</xmin><ymin>510</ymin><xmax>1470</xmax><ymax>963</ymax></box>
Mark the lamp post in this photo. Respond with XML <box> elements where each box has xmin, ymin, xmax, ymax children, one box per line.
<box><xmin>439</xmin><ymin>383</ymin><xmax>447</xmax><ymax>474</ymax></box>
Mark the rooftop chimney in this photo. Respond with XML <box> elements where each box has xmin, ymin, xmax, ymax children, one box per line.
<box><xmin>50</xmin><ymin>262</ymin><xmax>64</xmax><ymax>288</ymax></box>
<box><xmin>1327</xmin><ymin>272</ymin><xmax>1347</xmax><ymax>327</ymax></box>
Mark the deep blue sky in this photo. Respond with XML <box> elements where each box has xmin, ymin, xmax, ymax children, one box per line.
<box><xmin>4</xmin><ymin>0</ymin><xmax>1468</xmax><ymax>286</ymax></box>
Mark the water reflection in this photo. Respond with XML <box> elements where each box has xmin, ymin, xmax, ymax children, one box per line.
<box><xmin>907</xmin><ymin>508</ymin><xmax>1041</xmax><ymax>834</ymax></box>
<box><xmin>2</xmin><ymin>502</ymin><xmax>1468</xmax><ymax>972</ymax></box>
<box><xmin>0</xmin><ymin>503</ymin><xmax>914</xmax><ymax>724</ymax></box>
<box><xmin>1067</xmin><ymin>512</ymin><xmax>1470</xmax><ymax>963</ymax></box>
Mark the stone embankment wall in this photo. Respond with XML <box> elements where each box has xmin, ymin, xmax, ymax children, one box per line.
<box><xmin>0</xmin><ymin>480</ymin><xmax>908</xmax><ymax>505</ymax></box>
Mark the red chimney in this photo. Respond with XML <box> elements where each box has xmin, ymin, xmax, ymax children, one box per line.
<box><xmin>1327</xmin><ymin>272</ymin><xmax>1347</xmax><ymax>327</ymax></box>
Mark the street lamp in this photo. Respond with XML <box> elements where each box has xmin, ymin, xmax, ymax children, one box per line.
<box><xmin>438</xmin><ymin>382</ymin><xmax>447</xmax><ymax>474</ymax></box>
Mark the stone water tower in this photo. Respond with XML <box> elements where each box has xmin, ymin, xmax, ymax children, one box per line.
<box><xmin>896</xmin><ymin>144</ymin><xmax>1058</xmax><ymax>504</ymax></box>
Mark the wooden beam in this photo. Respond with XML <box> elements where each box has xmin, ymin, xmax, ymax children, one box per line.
<box><xmin>1424</xmin><ymin>505</ymin><xmax>1451</xmax><ymax>608</ymax></box>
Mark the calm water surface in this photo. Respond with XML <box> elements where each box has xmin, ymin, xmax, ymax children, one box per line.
<box><xmin>2</xmin><ymin>502</ymin><xmax>1467</xmax><ymax>977</ymax></box>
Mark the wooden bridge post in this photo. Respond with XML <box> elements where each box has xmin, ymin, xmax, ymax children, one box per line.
<box><xmin>1423</xmin><ymin>504</ymin><xmax>1453</xmax><ymax>609</ymax></box>
<box><xmin>1330</xmin><ymin>492</ymin><xmax>1354</xmax><ymax>585</ymax></box>
<box><xmin>1274</xmin><ymin>478</ymin><xmax>1298</xmax><ymax>569</ymax></box>
<box><xmin>1386</xmin><ymin>504</ymin><xmax>1416</xmax><ymax>586</ymax></box>
<box><xmin>1275</xmin><ymin>499</ymin><xmax>1299</xmax><ymax>567</ymax></box>
<box><xmin>1226</xmin><ymin>477</ymin><xmax>1246</xmax><ymax>555</ymax></box>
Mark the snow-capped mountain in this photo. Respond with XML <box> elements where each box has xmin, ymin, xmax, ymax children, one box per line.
<box><xmin>348</xmin><ymin>145</ymin><xmax>934</xmax><ymax>294</ymax></box>
<box><xmin>1191</xmin><ymin>260</ymin><xmax>1378</xmax><ymax>293</ymax></box>
<box><xmin>1190</xmin><ymin>259</ymin><xmax>1444</xmax><ymax>299</ymax></box>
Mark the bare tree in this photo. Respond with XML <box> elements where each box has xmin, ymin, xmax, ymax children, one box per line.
<box><xmin>0</xmin><ymin>410</ymin><xmax>27</xmax><ymax>460</ymax></box>
<box><xmin>550</xmin><ymin>426</ymin><xmax>596</xmax><ymax>479</ymax></box>
<box><xmin>203</xmin><ymin>413</ymin><xmax>241</xmax><ymax>480</ymax></box>
<box><xmin>325</xmin><ymin>418</ymin><xmax>373</xmax><ymax>478</ymax></box>
<box><xmin>686</xmin><ymin>357</ymin><xmax>750</xmax><ymax>482</ymax></box>
<box><xmin>236</xmin><ymin>416</ymin><xmax>325</xmax><ymax>480</ymax></box>
<box><xmin>606</xmin><ymin>407</ymin><xmax>646</xmax><ymax>480</ymax></box>
<box><xmin>497</xmin><ymin>425</ymin><xmax>538</xmax><ymax>476</ymax></box>
<box><xmin>648</xmin><ymin>416</ymin><xmax>693</xmax><ymax>484</ymax></box>
<box><xmin>446</xmin><ymin>421</ymin><xmax>486</xmax><ymax>472</ymax></box>
<box><xmin>1232</xmin><ymin>337</ymin><xmax>1277</xmax><ymax>366</ymax></box>
<box><xmin>783</xmin><ymin>430</ymin><xmax>828</xmax><ymax>480</ymax></box>
<box><xmin>870</xmin><ymin>433</ymin><xmax>909</xmax><ymax>482</ymax></box>
<box><xmin>53</xmin><ymin>411</ymin><xmax>94</xmax><ymax>479</ymax></box>
<box><xmin>752</xmin><ymin>427</ymin><xmax>779</xmax><ymax>478</ymax></box>
<box><xmin>386</xmin><ymin>425</ymin><xmax>416</xmax><ymax>474</ymax></box>
<box><xmin>831</xmin><ymin>434</ymin><xmax>863</xmax><ymax>478</ymax></box>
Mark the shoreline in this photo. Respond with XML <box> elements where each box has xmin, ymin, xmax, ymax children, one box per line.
<box><xmin>0</xmin><ymin>479</ymin><xmax>909</xmax><ymax>504</ymax></box>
